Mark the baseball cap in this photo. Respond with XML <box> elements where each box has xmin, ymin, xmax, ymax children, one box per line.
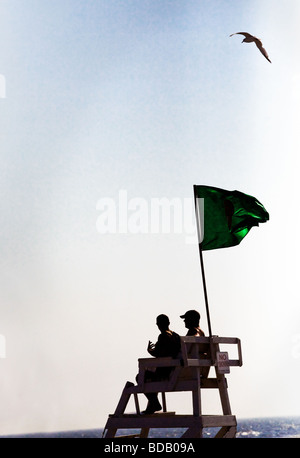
<box><xmin>180</xmin><ymin>310</ymin><xmax>200</xmax><ymax>320</ymax></box>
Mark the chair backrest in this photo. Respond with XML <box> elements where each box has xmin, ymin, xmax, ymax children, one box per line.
<box><xmin>180</xmin><ymin>336</ymin><xmax>211</xmax><ymax>367</ymax></box>
<box><xmin>180</xmin><ymin>336</ymin><xmax>242</xmax><ymax>369</ymax></box>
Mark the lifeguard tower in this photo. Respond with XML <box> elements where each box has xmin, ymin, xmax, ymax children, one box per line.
<box><xmin>102</xmin><ymin>185</ymin><xmax>265</xmax><ymax>438</ymax></box>
<box><xmin>103</xmin><ymin>335</ymin><xmax>242</xmax><ymax>438</ymax></box>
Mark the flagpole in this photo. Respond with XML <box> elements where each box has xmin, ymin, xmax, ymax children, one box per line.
<box><xmin>193</xmin><ymin>185</ymin><xmax>213</xmax><ymax>338</ymax></box>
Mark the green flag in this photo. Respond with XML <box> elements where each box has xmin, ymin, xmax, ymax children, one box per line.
<box><xmin>194</xmin><ymin>185</ymin><xmax>269</xmax><ymax>251</ymax></box>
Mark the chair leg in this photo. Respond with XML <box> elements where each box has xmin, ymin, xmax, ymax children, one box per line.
<box><xmin>103</xmin><ymin>427</ymin><xmax>118</xmax><ymax>438</ymax></box>
<box><xmin>114</xmin><ymin>382</ymin><xmax>133</xmax><ymax>416</ymax></box>
<box><xmin>215</xmin><ymin>371</ymin><xmax>232</xmax><ymax>415</ymax></box>
<box><xmin>161</xmin><ymin>392</ymin><xmax>167</xmax><ymax>412</ymax></box>
<box><xmin>192</xmin><ymin>388</ymin><xmax>201</xmax><ymax>417</ymax></box>
<box><xmin>134</xmin><ymin>393</ymin><xmax>140</xmax><ymax>414</ymax></box>
<box><xmin>214</xmin><ymin>426</ymin><xmax>236</xmax><ymax>438</ymax></box>
<box><xmin>192</xmin><ymin>368</ymin><xmax>202</xmax><ymax>417</ymax></box>
<box><xmin>140</xmin><ymin>428</ymin><xmax>150</xmax><ymax>438</ymax></box>
<box><xmin>181</xmin><ymin>427</ymin><xmax>203</xmax><ymax>438</ymax></box>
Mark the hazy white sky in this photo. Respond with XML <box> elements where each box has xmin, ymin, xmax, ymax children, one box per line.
<box><xmin>1</xmin><ymin>0</ymin><xmax>300</xmax><ymax>435</ymax></box>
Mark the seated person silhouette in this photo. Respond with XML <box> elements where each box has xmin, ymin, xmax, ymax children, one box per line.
<box><xmin>139</xmin><ymin>314</ymin><xmax>181</xmax><ymax>414</ymax></box>
<box><xmin>180</xmin><ymin>309</ymin><xmax>205</xmax><ymax>337</ymax></box>
<box><xmin>180</xmin><ymin>309</ymin><xmax>209</xmax><ymax>377</ymax></box>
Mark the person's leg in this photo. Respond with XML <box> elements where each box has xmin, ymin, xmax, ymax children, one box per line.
<box><xmin>143</xmin><ymin>392</ymin><xmax>162</xmax><ymax>414</ymax></box>
<box><xmin>140</xmin><ymin>370</ymin><xmax>162</xmax><ymax>414</ymax></box>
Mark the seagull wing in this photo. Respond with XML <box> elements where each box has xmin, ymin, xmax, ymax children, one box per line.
<box><xmin>229</xmin><ymin>32</ymin><xmax>254</xmax><ymax>39</ymax></box>
<box><xmin>254</xmin><ymin>38</ymin><xmax>272</xmax><ymax>63</ymax></box>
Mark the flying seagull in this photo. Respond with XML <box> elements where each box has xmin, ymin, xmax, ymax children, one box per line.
<box><xmin>230</xmin><ymin>32</ymin><xmax>272</xmax><ymax>63</ymax></box>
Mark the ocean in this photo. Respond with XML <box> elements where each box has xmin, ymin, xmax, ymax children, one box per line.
<box><xmin>1</xmin><ymin>417</ymin><xmax>300</xmax><ymax>438</ymax></box>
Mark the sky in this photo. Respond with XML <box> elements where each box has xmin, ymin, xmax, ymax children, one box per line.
<box><xmin>1</xmin><ymin>0</ymin><xmax>300</xmax><ymax>435</ymax></box>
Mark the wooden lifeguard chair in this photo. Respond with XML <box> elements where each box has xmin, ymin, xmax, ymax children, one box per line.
<box><xmin>103</xmin><ymin>335</ymin><xmax>242</xmax><ymax>438</ymax></box>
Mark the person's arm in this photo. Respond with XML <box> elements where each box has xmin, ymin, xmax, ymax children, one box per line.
<box><xmin>147</xmin><ymin>340</ymin><xmax>156</xmax><ymax>355</ymax></box>
<box><xmin>148</xmin><ymin>334</ymin><xmax>167</xmax><ymax>357</ymax></box>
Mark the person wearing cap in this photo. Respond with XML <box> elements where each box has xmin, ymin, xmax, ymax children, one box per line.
<box><xmin>180</xmin><ymin>309</ymin><xmax>210</xmax><ymax>378</ymax></box>
<box><xmin>180</xmin><ymin>310</ymin><xmax>205</xmax><ymax>337</ymax></box>
<box><xmin>139</xmin><ymin>314</ymin><xmax>181</xmax><ymax>414</ymax></box>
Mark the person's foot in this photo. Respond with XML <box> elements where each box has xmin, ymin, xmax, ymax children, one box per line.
<box><xmin>141</xmin><ymin>401</ymin><xmax>162</xmax><ymax>415</ymax></box>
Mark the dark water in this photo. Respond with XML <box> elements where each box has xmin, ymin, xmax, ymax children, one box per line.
<box><xmin>2</xmin><ymin>417</ymin><xmax>300</xmax><ymax>438</ymax></box>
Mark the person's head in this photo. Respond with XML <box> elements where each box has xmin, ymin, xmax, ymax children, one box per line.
<box><xmin>156</xmin><ymin>314</ymin><xmax>170</xmax><ymax>331</ymax></box>
<box><xmin>180</xmin><ymin>310</ymin><xmax>200</xmax><ymax>329</ymax></box>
